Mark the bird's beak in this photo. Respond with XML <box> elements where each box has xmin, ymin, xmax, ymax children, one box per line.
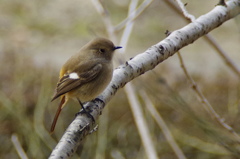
<box><xmin>114</xmin><ymin>46</ymin><xmax>122</xmax><ymax>50</ymax></box>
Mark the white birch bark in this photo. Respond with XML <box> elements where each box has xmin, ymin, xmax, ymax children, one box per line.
<box><xmin>49</xmin><ymin>1</ymin><xmax>240</xmax><ymax>158</ymax></box>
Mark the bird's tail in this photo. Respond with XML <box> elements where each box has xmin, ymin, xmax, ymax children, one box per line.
<box><xmin>50</xmin><ymin>96</ymin><xmax>66</xmax><ymax>134</ymax></box>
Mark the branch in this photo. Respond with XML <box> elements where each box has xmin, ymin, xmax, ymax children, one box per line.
<box><xmin>175</xmin><ymin>0</ymin><xmax>196</xmax><ymax>21</ymax></box>
<box><xmin>11</xmin><ymin>134</ymin><xmax>29</xmax><ymax>159</ymax></box>
<box><xmin>125</xmin><ymin>84</ymin><xmax>158</xmax><ymax>159</ymax></box>
<box><xmin>49</xmin><ymin>1</ymin><xmax>240</xmax><ymax>158</ymax></box>
<box><xmin>114</xmin><ymin>0</ymin><xmax>154</xmax><ymax>32</ymax></box>
<box><xmin>91</xmin><ymin>0</ymin><xmax>116</xmax><ymax>41</ymax></box>
<box><xmin>204</xmin><ymin>34</ymin><xmax>240</xmax><ymax>78</ymax></box>
<box><xmin>166</xmin><ymin>0</ymin><xmax>240</xmax><ymax>77</ymax></box>
<box><xmin>177</xmin><ymin>51</ymin><xmax>240</xmax><ymax>141</ymax></box>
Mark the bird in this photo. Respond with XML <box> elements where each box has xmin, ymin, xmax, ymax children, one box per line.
<box><xmin>50</xmin><ymin>37</ymin><xmax>122</xmax><ymax>133</ymax></box>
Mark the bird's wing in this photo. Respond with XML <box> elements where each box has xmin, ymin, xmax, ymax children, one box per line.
<box><xmin>51</xmin><ymin>63</ymin><xmax>103</xmax><ymax>101</ymax></box>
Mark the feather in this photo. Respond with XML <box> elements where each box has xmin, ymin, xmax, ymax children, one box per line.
<box><xmin>51</xmin><ymin>63</ymin><xmax>102</xmax><ymax>101</ymax></box>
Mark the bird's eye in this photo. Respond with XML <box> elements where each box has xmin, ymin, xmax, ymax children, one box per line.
<box><xmin>99</xmin><ymin>48</ymin><xmax>105</xmax><ymax>53</ymax></box>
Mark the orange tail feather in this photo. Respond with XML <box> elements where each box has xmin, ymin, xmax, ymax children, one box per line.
<box><xmin>50</xmin><ymin>96</ymin><xmax>66</xmax><ymax>134</ymax></box>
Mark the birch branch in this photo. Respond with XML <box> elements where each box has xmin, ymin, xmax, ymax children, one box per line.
<box><xmin>49</xmin><ymin>1</ymin><xmax>240</xmax><ymax>158</ymax></box>
<box><xmin>166</xmin><ymin>0</ymin><xmax>240</xmax><ymax>77</ymax></box>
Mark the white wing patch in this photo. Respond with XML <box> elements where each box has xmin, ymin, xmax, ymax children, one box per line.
<box><xmin>69</xmin><ymin>72</ymin><xmax>79</xmax><ymax>79</ymax></box>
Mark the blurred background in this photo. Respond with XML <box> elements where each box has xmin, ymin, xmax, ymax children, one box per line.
<box><xmin>0</xmin><ymin>0</ymin><xmax>240</xmax><ymax>158</ymax></box>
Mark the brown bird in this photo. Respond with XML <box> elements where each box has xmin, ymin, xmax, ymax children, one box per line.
<box><xmin>50</xmin><ymin>37</ymin><xmax>122</xmax><ymax>133</ymax></box>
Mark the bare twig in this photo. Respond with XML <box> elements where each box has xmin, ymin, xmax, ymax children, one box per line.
<box><xmin>95</xmin><ymin>108</ymin><xmax>108</xmax><ymax>159</ymax></box>
<box><xmin>177</xmin><ymin>51</ymin><xmax>240</xmax><ymax>142</ymax></box>
<box><xmin>141</xmin><ymin>91</ymin><xmax>187</xmax><ymax>159</ymax></box>
<box><xmin>114</xmin><ymin>0</ymin><xmax>154</xmax><ymax>32</ymax></box>
<box><xmin>174</xmin><ymin>0</ymin><xmax>195</xmax><ymax>21</ymax></box>
<box><xmin>11</xmin><ymin>134</ymin><xmax>29</xmax><ymax>159</ymax></box>
<box><xmin>91</xmin><ymin>0</ymin><xmax>116</xmax><ymax>41</ymax></box>
<box><xmin>204</xmin><ymin>34</ymin><xmax>240</xmax><ymax>78</ymax></box>
<box><xmin>119</xmin><ymin>0</ymin><xmax>139</xmax><ymax>53</ymax></box>
<box><xmin>125</xmin><ymin>84</ymin><xmax>158</xmax><ymax>159</ymax></box>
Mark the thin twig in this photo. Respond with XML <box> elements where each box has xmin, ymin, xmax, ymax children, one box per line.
<box><xmin>141</xmin><ymin>91</ymin><xmax>187</xmax><ymax>159</ymax></box>
<box><xmin>91</xmin><ymin>0</ymin><xmax>116</xmax><ymax>42</ymax></box>
<box><xmin>95</xmin><ymin>108</ymin><xmax>108</xmax><ymax>159</ymax></box>
<box><xmin>119</xmin><ymin>0</ymin><xmax>139</xmax><ymax>53</ymax></box>
<box><xmin>11</xmin><ymin>134</ymin><xmax>29</xmax><ymax>159</ymax></box>
<box><xmin>204</xmin><ymin>34</ymin><xmax>240</xmax><ymax>78</ymax></box>
<box><xmin>174</xmin><ymin>0</ymin><xmax>195</xmax><ymax>21</ymax></box>
<box><xmin>114</xmin><ymin>0</ymin><xmax>154</xmax><ymax>32</ymax></box>
<box><xmin>125</xmin><ymin>84</ymin><xmax>158</xmax><ymax>159</ymax></box>
<box><xmin>177</xmin><ymin>51</ymin><xmax>240</xmax><ymax>142</ymax></box>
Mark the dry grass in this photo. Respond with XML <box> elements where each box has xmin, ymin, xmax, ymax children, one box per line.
<box><xmin>0</xmin><ymin>0</ymin><xmax>240</xmax><ymax>158</ymax></box>
<box><xmin>1</xmin><ymin>51</ymin><xmax>240</xmax><ymax>158</ymax></box>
